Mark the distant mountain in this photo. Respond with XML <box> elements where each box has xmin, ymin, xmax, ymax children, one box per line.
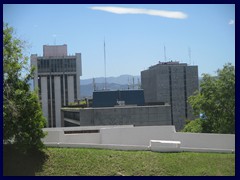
<box><xmin>81</xmin><ymin>74</ymin><xmax>140</xmax><ymax>85</ymax></box>
<box><xmin>80</xmin><ymin>75</ymin><xmax>141</xmax><ymax>98</ymax></box>
<box><xmin>81</xmin><ymin>83</ymin><xmax>132</xmax><ymax>98</ymax></box>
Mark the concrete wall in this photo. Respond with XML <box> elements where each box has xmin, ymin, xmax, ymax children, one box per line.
<box><xmin>42</xmin><ymin>126</ymin><xmax>235</xmax><ymax>153</ymax></box>
<box><xmin>76</xmin><ymin>53</ymin><xmax>82</xmax><ymax>100</ymax></box>
<box><xmin>173</xmin><ymin>132</ymin><xmax>235</xmax><ymax>150</ymax></box>
<box><xmin>141</xmin><ymin>68</ymin><xmax>157</xmax><ymax>103</ymax></box>
<box><xmin>62</xmin><ymin>105</ymin><xmax>171</xmax><ymax>127</ymax></box>
<box><xmin>171</xmin><ymin>66</ymin><xmax>185</xmax><ymax>130</ymax></box>
<box><xmin>141</xmin><ymin>63</ymin><xmax>199</xmax><ymax>131</ymax></box>
<box><xmin>43</xmin><ymin>45</ymin><xmax>67</xmax><ymax>57</ymax></box>
<box><xmin>67</xmin><ymin>76</ymin><xmax>74</xmax><ymax>103</ymax></box>
<box><xmin>100</xmin><ymin>126</ymin><xmax>175</xmax><ymax>146</ymax></box>
<box><xmin>156</xmin><ymin>66</ymin><xmax>170</xmax><ymax>103</ymax></box>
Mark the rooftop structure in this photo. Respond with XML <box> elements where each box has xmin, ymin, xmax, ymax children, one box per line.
<box><xmin>92</xmin><ymin>89</ymin><xmax>145</xmax><ymax>108</ymax></box>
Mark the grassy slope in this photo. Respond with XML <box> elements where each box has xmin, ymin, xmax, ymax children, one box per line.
<box><xmin>35</xmin><ymin>148</ymin><xmax>235</xmax><ymax>176</ymax></box>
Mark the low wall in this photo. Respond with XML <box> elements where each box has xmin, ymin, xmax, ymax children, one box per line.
<box><xmin>42</xmin><ymin>125</ymin><xmax>235</xmax><ymax>153</ymax></box>
<box><xmin>100</xmin><ymin>126</ymin><xmax>175</xmax><ymax>146</ymax></box>
<box><xmin>173</xmin><ymin>132</ymin><xmax>235</xmax><ymax>150</ymax></box>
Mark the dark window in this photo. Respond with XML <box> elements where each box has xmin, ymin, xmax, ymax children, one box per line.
<box><xmin>64</xmin><ymin>130</ymin><xmax>99</xmax><ymax>134</ymax></box>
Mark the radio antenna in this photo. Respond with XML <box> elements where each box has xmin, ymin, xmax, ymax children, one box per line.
<box><xmin>104</xmin><ymin>38</ymin><xmax>107</xmax><ymax>90</ymax></box>
<box><xmin>188</xmin><ymin>47</ymin><xmax>192</xmax><ymax>65</ymax></box>
<box><xmin>164</xmin><ymin>45</ymin><xmax>167</xmax><ymax>61</ymax></box>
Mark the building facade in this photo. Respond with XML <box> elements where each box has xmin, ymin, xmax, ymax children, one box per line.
<box><xmin>92</xmin><ymin>90</ymin><xmax>145</xmax><ymax>107</ymax></box>
<box><xmin>61</xmin><ymin>105</ymin><xmax>171</xmax><ymax>127</ymax></box>
<box><xmin>31</xmin><ymin>45</ymin><xmax>82</xmax><ymax>127</ymax></box>
<box><xmin>141</xmin><ymin>61</ymin><xmax>198</xmax><ymax>130</ymax></box>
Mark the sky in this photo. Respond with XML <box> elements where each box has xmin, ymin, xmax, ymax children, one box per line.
<box><xmin>3</xmin><ymin>4</ymin><xmax>235</xmax><ymax>79</ymax></box>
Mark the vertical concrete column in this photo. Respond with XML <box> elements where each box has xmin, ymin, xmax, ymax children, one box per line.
<box><xmin>67</xmin><ymin>76</ymin><xmax>74</xmax><ymax>103</ymax></box>
<box><xmin>76</xmin><ymin>53</ymin><xmax>82</xmax><ymax>100</ymax></box>
<box><xmin>54</xmin><ymin>76</ymin><xmax>61</xmax><ymax>127</ymax></box>
<box><xmin>63</xmin><ymin>74</ymin><xmax>66</xmax><ymax>106</ymax></box>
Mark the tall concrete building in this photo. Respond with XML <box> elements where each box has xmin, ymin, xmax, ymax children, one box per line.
<box><xmin>141</xmin><ymin>61</ymin><xmax>198</xmax><ymax>130</ymax></box>
<box><xmin>31</xmin><ymin>45</ymin><xmax>82</xmax><ymax>127</ymax></box>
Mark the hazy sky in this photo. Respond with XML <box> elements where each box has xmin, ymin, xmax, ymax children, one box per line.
<box><xmin>3</xmin><ymin>4</ymin><xmax>235</xmax><ymax>79</ymax></box>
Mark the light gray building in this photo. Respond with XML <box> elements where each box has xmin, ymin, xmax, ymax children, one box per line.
<box><xmin>31</xmin><ymin>44</ymin><xmax>82</xmax><ymax>127</ymax></box>
<box><xmin>141</xmin><ymin>61</ymin><xmax>198</xmax><ymax>130</ymax></box>
<box><xmin>61</xmin><ymin>105</ymin><xmax>171</xmax><ymax>127</ymax></box>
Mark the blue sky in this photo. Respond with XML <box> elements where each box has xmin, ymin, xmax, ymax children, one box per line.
<box><xmin>3</xmin><ymin>4</ymin><xmax>235</xmax><ymax>79</ymax></box>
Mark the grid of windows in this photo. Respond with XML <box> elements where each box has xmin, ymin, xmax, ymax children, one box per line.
<box><xmin>38</xmin><ymin>58</ymin><xmax>76</xmax><ymax>73</ymax></box>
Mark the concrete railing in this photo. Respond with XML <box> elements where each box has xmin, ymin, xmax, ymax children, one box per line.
<box><xmin>42</xmin><ymin>125</ymin><xmax>235</xmax><ymax>153</ymax></box>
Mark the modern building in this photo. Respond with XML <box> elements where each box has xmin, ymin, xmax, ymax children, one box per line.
<box><xmin>141</xmin><ymin>61</ymin><xmax>199</xmax><ymax>130</ymax></box>
<box><xmin>61</xmin><ymin>105</ymin><xmax>171</xmax><ymax>127</ymax></box>
<box><xmin>61</xmin><ymin>89</ymin><xmax>171</xmax><ymax>127</ymax></box>
<box><xmin>92</xmin><ymin>89</ymin><xmax>145</xmax><ymax>107</ymax></box>
<box><xmin>31</xmin><ymin>44</ymin><xmax>82</xmax><ymax>127</ymax></box>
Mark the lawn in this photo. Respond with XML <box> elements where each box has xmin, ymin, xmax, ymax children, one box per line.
<box><xmin>4</xmin><ymin>147</ymin><xmax>235</xmax><ymax>176</ymax></box>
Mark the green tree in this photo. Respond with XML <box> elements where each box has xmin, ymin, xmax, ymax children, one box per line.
<box><xmin>182</xmin><ymin>119</ymin><xmax>203</xmax><ymax>133</ymax></box>
<box><xmin>186</xmin><ymin>63</ymin><xmax>235</xmax><ymax>134</ymax></box>
<box><xmin>3</xmin><ymin>23</ymin><xmax>46</xmax><ymax>151</ymax></box>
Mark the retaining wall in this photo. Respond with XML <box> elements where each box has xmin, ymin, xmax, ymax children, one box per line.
<box><xmin>42</xmin><ymin>125</ymin><xmax>235</xmax><ymax>153</ymax></box>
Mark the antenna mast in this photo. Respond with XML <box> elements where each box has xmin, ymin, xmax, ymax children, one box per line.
<box><xmin>93</xmin><ymin>78</ymin><xmax>96</xmax><ymax>91</ymax></box>
<box><xmin>104</xmin><ymin>38</ymin><xmax>107</xmax><ymax>90</ymax></box>
<box><xmin>164</xmin><ymin>45</ymin><xmax>167</xmax><ymax>61</ymax></box>
<box><xmin>188</xmin><ymin>47</ymin><xmax>192</xmax><ymax>65</ymax></box>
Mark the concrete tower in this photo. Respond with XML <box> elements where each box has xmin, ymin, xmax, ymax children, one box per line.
<box><xmin>31</xmin><ymin>45</ymin><xmax>82</xmax><ymax>127</ymax></box>
<box><xmin>141</xmin><ymin>61</ymin><xmax>198</xmax><ymax>131</ymax></box>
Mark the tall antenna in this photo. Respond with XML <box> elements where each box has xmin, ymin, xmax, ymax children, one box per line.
<box><xmin>93</xmin><ymin>78</ymin><xmax>96</xmax><ymax>91</ymax></box>
<box><xmin>104</xmin><ymin>38</ymin><xmax>107</xmax><ymax>90</ymax></box>
<box><xmin>188</xmin><ymin>47</ymin><xmax>192</xmax><ymax>65</ymax></box>
<box><xmin>132</xmin><ymin>77</ymin><xmax>135</xmax><ymax>90</ymax></box>
<box><xmin>164</xmin><ymin>45</ymin><xmax>167</xmax><ymax>61</ymax></box>
<box><xmin>137</xmin><ymin>78</ymin><xmax>141</xmax><ymax>89</ymax></box>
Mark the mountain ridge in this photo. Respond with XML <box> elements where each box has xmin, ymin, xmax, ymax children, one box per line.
<box><xmin>81</xmin><ymin>74</ymin><xmax>140</xmax><ymax>85</ymax></box>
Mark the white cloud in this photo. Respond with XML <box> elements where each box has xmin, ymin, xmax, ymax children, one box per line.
<box><xmin>229</xmin><ymin>19</ymin><xmax>235</xmax><ymax>25</ymax></box>
<box><xmin>90</xmin><ymin>6</ymin><xmax>187</xmax><ymax>19</ymax></box>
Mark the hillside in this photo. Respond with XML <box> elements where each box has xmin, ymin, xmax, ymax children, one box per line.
<box><xmin>4</xmin><ymin>147</ymin><xmax>235</xmax><ymax>176</ymax></box>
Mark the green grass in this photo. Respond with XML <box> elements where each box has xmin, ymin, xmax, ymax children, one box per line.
<box><xmin>4</xmin><ymin>147</ymin><xmax>235</xmax><ymax>176</ymax></box>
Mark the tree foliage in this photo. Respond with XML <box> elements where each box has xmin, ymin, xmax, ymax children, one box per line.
<box><xmin>185</xmin><ymin>63</ymin><xmax>235</xmax><ymax>134</ymax></box>
<box><xmin>182</xmin><ymin>119</ymin><xmax>203</xmax><ymax>133</ymax></box>
<box><xmin>3</xmin><ymin>23</ymin><xmax>46</xmax><ymax>151</ymax></box>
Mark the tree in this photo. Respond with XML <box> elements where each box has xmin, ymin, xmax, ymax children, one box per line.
<box><xmin>182</xmin><ymin>119</ymin><xmax>203</xmax><ymax>133</ymax></box>
<box><xmin>3</xmin><ymin>23</ymin><xmax>46</xmax><ymax>151</ymax></box>
<box><xmin>185</xmin><ymin>63</ymin><xmax>235</xmax><ymax>134</ymax></box>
